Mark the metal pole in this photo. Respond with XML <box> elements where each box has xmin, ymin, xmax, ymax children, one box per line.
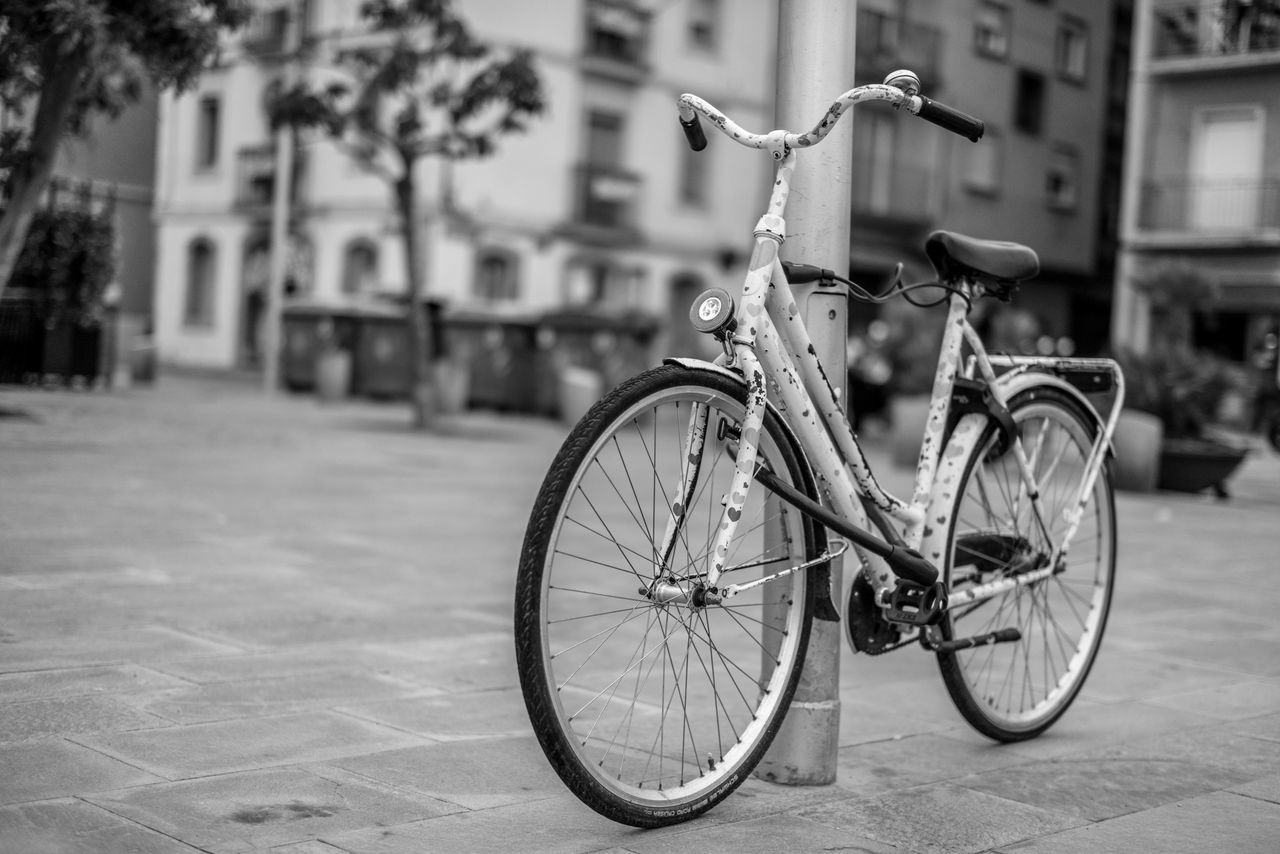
<box><xmin>262</xmin><ymin>1</ymin><xmax>302</xmax><ymax>393</ymax></box>
<box><xmin>755</xmin><ymin>0</ymin><xmax>855</xmax><ymax>786</ymax></box>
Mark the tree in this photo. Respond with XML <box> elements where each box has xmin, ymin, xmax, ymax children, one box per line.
<box><xmin>269</xmin><ymin>0</ymin><xmax>544</xmax><ymax>428</ymax></box>
<box><xmin>0</xmin><ymin>0</ymin><xmax>250</xmax><ymax>300</ymax></box>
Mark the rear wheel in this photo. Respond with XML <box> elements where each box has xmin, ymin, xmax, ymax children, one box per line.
<box><xmin>515</xmin><ymin>365</ymin><xmax>817</xmax><ymax>827</ymax></box>
<box><xmin>937</xmin><ymin>386</ymin><xmax>1116</xmax><ymax>741</ymax></box>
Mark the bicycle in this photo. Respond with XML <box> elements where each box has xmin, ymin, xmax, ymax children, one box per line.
<box><xmin>514</xmin><ymin>69</ymin><xmax>1124</xmax><ymax>828</ymax></box>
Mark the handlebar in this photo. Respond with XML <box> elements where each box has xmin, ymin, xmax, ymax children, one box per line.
<box><xmin>677</xmin><ymin>70</ymin><xmax>984</xmax><ymax>156</ymax></box>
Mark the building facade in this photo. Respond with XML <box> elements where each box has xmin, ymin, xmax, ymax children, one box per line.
<box><xmin>1113</xmin><ymin>0</ymin><xmax>1280</xmax><ymax>362</ymax></box>
<box><xmin>153</xmin><ymin>0</ymin><xmax>777</xmax><ymax>369</ymax></box>
<box><xmin>848</xmin><ymin>0</ymin><xmax>1128</xmax><ymax>355</ymax></box>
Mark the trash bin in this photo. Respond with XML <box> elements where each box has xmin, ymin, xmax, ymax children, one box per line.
<box><xmin>349</xmin><ymin>299</ymin><xmax>447</xmax><ymax>400</ymax></box>
<box><xmin>280</xmin><ymin>303</ymin><xmax>359</xmax><ymax>392</ymax></box>
<box><xmin>538</xmin><ymin>309</ymin><xmax>659</xmax><ymax>400</ymax></box>
<box><xmin>445</xmin><ymin>310</ymin><xmax>540</xmax><ymax>413</ymax></box>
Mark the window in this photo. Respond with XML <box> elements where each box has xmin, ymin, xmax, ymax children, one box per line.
<box><xmin>1014</xmin><ymin>69</ymin><xmax>1046</xmax><ymax>135</ymax></box>
<box><xmin>1046</xmin><ymin>145</ymin><xmax>1079</xmax><ymax>211</ymax></box>
<box><xmin>688</xmin><ymin>0</ymin><xmax>719</xmax><ymax>50</ymax></box>
<box><xmin>473</xmin><ymin>249</ymin><xmax>520</xmax><ymax>302</ymax></box>
<box><xmin>341</xmin><ymin>240</ymin><xmax>379</xmax><ymax>295</ymax></box>
<box><xmin>965</xmin><ymin>127</ymin><xmax>1003</xmax><ymax>195</ymax></box>
<box><xmin>974</xmin><ymin>1</ymin><xmax>1010</xmax><ymax>59</ymax></box>
<box><xmin>1056</xmin><ymin>16</ymin><xmax>1088</xmax><ymax>83</ymax></box>
<box><xmin>195</xmin><ymin>95</ymin><xmax>221</xmax><ymax>171</ymax></box>
<box><xmin>586</xmin><ymin>110</ymin><xmax>625</xmax><ymax>166</ymax></box>
<box><xmin>184</xmin><ymin>238</ymin><xmax>217</xmax><ymax>327</ymax></box>
<box><xmin>678</xmin><ymin>135</ymin><xmax>708</xmax><ymax>207</ymax></box>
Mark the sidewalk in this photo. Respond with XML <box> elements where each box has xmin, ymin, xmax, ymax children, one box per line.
<box><xmin>1</xmin><ymin>373</ymin><xmax>1278</xmax><ymax>854</ymax></box>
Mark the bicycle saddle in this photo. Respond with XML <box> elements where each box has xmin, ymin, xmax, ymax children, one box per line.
<box><xmin>925</xmin><ymin>230</ymin><xmax>1040</xmax><ymax>285</ymax></box>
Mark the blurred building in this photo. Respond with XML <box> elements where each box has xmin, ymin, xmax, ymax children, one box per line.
<box><xmin>849</xmin><ymin>0</ymin><xmax>1132</xmax><ymax>356</ymax></box>
<box><xmin>1113</xmin><ymin>0</ymin><xmax>1280</xmax><ymax>362</ymax></box>
<box><xmin>152</xmin><ymin>0</ymin><xmax>1137</xmax><ymax>372</ymax></box>
<box><xmin>152</xmin><ymin>0</ymin><xmax>778</xmax><ymax>369</ymax></box>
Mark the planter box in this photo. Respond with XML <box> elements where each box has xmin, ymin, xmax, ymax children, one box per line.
<box><xmin>1158</xmin><ymin>438</ymin><xmax>1249</xmax><ymax>497</ymax></box>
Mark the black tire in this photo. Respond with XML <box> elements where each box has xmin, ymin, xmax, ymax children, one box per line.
<box><xmin>936</xmin><ymin>385</ymin><xmax>1116</xmax><ymax>741</ymax></box>
<box><xmin>515</xmin><ymin>365</ymin><xmax>817</xmax><ymax>827</ymax></box>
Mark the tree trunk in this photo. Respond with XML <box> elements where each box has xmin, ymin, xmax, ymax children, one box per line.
<box><xmin>394</xmin><ymin>171</ymin><xmax>438</xmax><ymax>429</ymax></box>
<box><xmin>0</xmin><ymin>52</ymin><xmax>87</xmax><ymax>298</ymax></box>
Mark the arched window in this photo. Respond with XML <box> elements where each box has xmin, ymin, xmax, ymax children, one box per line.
<box><xmin>184</xmin><ymin>238</ymin><xmax>217</xmax><ymax>327</ymax></box>
<box><xmin>341</xmin><ymin>238</ymin><xmax>380</xmax><ymax>295</ymax></box>
<box><xmin>473</xmin><ymin>248</ymin><xmax>519</xmax><ymax>302</ymax></box>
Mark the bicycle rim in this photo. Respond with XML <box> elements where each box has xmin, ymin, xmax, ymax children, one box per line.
<box><xmin>938</xmin><ymin>388</ymin><xmax>1115</xmax><ymax>740</ymax></box>
<box><xmin>516</xmin><ymin>368</ymin><xmax>814</xmax><ymax>825</ymax></box>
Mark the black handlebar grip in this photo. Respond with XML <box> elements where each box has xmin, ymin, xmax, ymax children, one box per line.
<box><xmin>680</xmin><ymin>114</ymin><xmax>708</xmax><ymax>151</ymax></box>
<box><xmin>917</xmin><ymin>96</ymin><xmax>985</xmax><ymax>143</ymax></box>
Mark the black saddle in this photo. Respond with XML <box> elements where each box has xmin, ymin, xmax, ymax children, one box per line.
<box><xmin>925</xmin><ymin>230</ymin><xmax>1039</xmax><ymax>286</ymax></box>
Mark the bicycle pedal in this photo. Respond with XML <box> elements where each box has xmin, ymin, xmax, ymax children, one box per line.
<box><xmin>881</xmin><ymin>579</ymin><xmax>947</xmax><ymax>627</ymax></box>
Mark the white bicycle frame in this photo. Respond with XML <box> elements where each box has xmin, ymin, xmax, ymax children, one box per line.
<box><xmin>662</xmin><ymin>85</ymin><xmax>1125</xmax><ymax>614</ymax></box>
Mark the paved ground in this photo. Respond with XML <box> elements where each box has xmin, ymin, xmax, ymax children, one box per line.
<box><xmin>2</xmin><ymin>371</ymin><xmax>1279</xmax><ymax>854</ymax></box>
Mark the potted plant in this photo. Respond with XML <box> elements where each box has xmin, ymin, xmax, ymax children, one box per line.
<box><xmin>1114</xmin><ymin>347</ymin><xmax>1250</xmax><ymax>497</ymax></box>
<box><xmin>1115</xmin><ymin>262</ymin><xmax>1251</xmax><ymax>497</ymax></box>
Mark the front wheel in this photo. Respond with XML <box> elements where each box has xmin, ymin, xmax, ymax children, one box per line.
<box><xmin>936</xmin><ymin>386</ymin><xmax>1116</xmax><ymax>741</ymax></box>
<box><xmin>515</xmin><ymin>366</ymin><xmax>818</xmax><ymax>827</ymax></box>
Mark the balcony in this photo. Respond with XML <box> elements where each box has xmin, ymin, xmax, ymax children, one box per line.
<box><xmin>582</xmin><ymin>0</ymin><xmax>650</xmax><ymax>84</ymax></box>
<box><xmin>234</xmin><ymin>145</ymin><xmax>304</xmax><ymax>215</ymax></box>
<box><xmin>1153</xmin><ymin>1</ymin><xmax>1280</xmax><ymax>70</ymax></box>
<box><xmin>241</xmin><ymin>5</ymin><xmax>290</xmax><ymax>58</ymax></box>
<box><xmin>1138</xmin><ymin>177</ymin><xmax>1280</xmax><ymax>240</ymax></box>
<box><xmin>855</xmin><ymin>9</ymin><xmax>942</xmax><ymax>84</ymax></box>
<box><xmin>564</xmin><ymin>162</ymin><xmax>643</xmax><ymax>245</ymax></box>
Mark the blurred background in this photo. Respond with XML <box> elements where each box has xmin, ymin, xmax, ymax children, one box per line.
<box><xmin>3</xmin><ymin>0</ymin><xmax>1280</xmax><ymax>469</ymax></box>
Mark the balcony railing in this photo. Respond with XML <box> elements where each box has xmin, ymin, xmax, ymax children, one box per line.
<box><xmin>235</xmin><ymin>145</ymin><xmax>304</xmax><ymax>213</ymax></box>
<box><xmin>571</xmin><ymin>162</ymin><xmax>642</xmax><ymax>238</ymax></box>
<box><xmin>1153</xmin><ymin>1</ymin><xmax>1280</xmax><ymax>60</ymax></box>
<box><xmin>1139</xmin><ymin>177</ymin><xmax>1280</xmax><ymax>233</ymax></box>
<box><xmin>583</xmin><ymin>0</ymin><xmax>650</xmax><ymax>81</ymax></box>
<box><xmin>855</xmin><ymin>9</ymin><xmax>942</xmax><ymax>83</ymax></box>
<box><xmin>242</xmin><ymin>5</ymin><xmax>290</xmax><ymax>57</ymax></box>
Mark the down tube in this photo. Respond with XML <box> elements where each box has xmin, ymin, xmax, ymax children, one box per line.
<box><xmin>753</xmin><ymin>312</ymin><xmax>899</xmax><ymax>596</ymax></box>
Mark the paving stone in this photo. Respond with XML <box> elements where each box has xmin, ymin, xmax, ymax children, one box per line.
<box><xmin>366</xmin><ymin>633</ymin><xmax>519</xmax><ymax>692</ymax></box>
<box><xmin>957</xmin><ymin>756</ymin><xmax>1246</xmax><ymax>821</ymax></box>
<box><xmin>0</xmin><ymin>739</ymin><xmax>163</xmax><ymax>806</ymax></box>
<box><xmin>1078</xmin><ymin>651</ymin><xmax>1242</xmax><ymax>704</ymax></box>
<box><xmin>0</xmin><ymin>696</ymin><xmax>171</xmax><ymax>744</ymax></box>
<box><xmin>1077</xmin><ymin>722</ymin><xmax>1280</xmax><ymax>779</ymax></box>
<box><xmin>1230</xmin><ymin>711</ymin><xmax>1280</xmax><ymax>743</ymax></box>
<box><xmin>622</xmin><ymin>813</ymin><xmax>900</xmax><ymax>854</ymax></box>
<box><xmin>0</xmin><ymin>663</ymin><xmax>191</xmax><ymax>702</ymax></box>
<box><xmin>198</xmin><ymin>607</ymin><xmax>499</xmax><ymax>648</ymax></box>
<box><xmin>1143</xmin><ymin>679</ymin><xmax>1280</xmax><ymax>720</ymax></box>
<box><xmin>331</xmin><ymin>735</ymin><xmax>564</xmax><ymax>810</ymax></box>
<box><xmin>994</xmin><ymin>791</ymin><xmax>1280</xmax><ymax>853</ymax></box>
<box><xmin>1230</xmin><ymin>775</ymin><xmax>1280</xmax><ymax>805</ymax></box>
<box><xmin>0</xmin><ymin>798</ymin><xmax>198</xmax><ymax>853</ymax></box>
<box><xmin>339</xmin><ymin>687</ymin><xmax>532</xmax><ymax>740</ymax></box>
<box><xmin>321</xmin><ymin>795</ymin><xmax>672</xmax><ymax>854</ymax></box>
<box><xmin>86</xmin><ymin>766</ymin><xmax>456</xmax><ymax>853</ymax></box>
<box><xmin>0</xmin><ymin>626</ymin><xmax>245</xmax><ymax>673</ymax></box>
<box><xmin>152</xmin><ymin>645</ymin><xmax>423</xmax><ymax>685</ymax></box>
<box><xmin>831</xmin><ymin>733</ymin><xmax>1034</xmax><ymax>797</ymax></box>
<box><xmin>959</xmin><ymin>698</ymin><xmax>1218</xmax><ymax>761</ymax></box>
<box><xmin>797</xmin><ymin>782</ymin><xmax>1085</xmax><ymax>854</ymax></box>
<box><xmin>124</xmin><ymin>671</ymin><xmax>419</xmax><ymax>724</ymax></box>
<box><xmin>76</xmin><ymin>711</ymin><xmax>426</xmax><ymax>779</ymax></box>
